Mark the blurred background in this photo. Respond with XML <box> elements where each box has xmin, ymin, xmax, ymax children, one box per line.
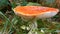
<box><xmin>0</xmin><ymin>0</ymin><xmax>60</xmax><ymax>34</ymax></box>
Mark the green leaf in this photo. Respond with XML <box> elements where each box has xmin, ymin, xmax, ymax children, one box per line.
<box><xmin>27</xmin><ymin>2</ymin><xmax>41</xmax><ymax>6</ymax></box>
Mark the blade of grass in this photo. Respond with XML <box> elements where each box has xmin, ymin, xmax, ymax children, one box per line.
<box><xmin>0</xmin><ymin>11</ymin><xmax>10</xmax><ymax>34</ymax></box>
<box><xmin>8</xmin><ymin>15</ymin><xmax>20</xmax><ymax>34</ymax></box>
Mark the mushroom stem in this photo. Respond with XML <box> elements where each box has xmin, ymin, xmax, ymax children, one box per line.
<box><xmin>21</xmin><ymin>16</ymin><xmax>38</xmax><ymax>34</ymax></box>
<box><xmin>28</xmin><ymin>19</ymin><xmax>38</xmax><ymax>34</ymax></box>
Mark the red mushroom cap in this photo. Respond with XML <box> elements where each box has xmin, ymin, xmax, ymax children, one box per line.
<box><xmin>13</xmin><ymin>6</ymin><xmax>59</xmax><ymax>18</ymax></box>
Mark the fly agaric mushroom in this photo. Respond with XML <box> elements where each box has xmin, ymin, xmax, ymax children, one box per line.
<box><xmin>13</xmin><ymin>6</ymin><xmax>59</xmax><ymax>34</ymax></box>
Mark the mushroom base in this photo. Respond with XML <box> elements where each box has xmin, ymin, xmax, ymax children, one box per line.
<box><xmin>20</xmin><ymin>16</ymin><xmax>38</xmax><ymax>34</ymax></box>
<box><xmin>28</xmin><ymin>20</ymin><xmax>38</xmax><ymax>34</ymax></box>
